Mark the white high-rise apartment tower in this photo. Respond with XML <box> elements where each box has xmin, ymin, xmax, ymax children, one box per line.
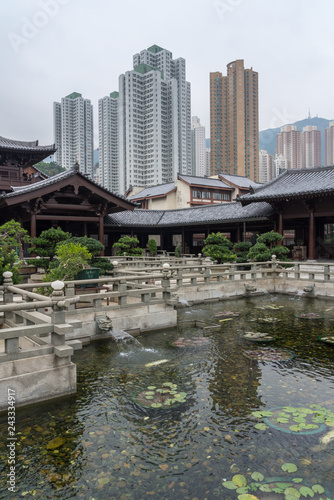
<box><xmin>99</xmin><ymin>44</ymin><xmax>192</xmax><ymax>194</ymax></box>
<box><xmin>98</xmin><ymin>92</ymin><xmax>119</xmax><ymax>193</ymax></box>
<box><xmin>192</xmin><ymin>117</ymin><xmax>208</xmax><ymax>177</ymax></box>
<box><xmin>259</xmin><ymin>150</ymin><xmax>274</xmax><ymax>183</ymax></box>
<box><xmin>53</xmin><ymin>92</ymin><xmax>93</xmax><ymax>177</ymax></box>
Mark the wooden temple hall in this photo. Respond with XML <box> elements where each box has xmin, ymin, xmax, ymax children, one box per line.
<box><xmin>1</xmin><ymin>135</ymin><xmax>334</xmax><ymax>260</ymax></box>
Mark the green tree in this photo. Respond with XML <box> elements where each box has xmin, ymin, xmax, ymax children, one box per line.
<box><xmin>0</xmin><ymin>220</ymin><xmax>30</xmax><ymax>284</ymax></box>
<box><xmin>44</xmin><ymin>242</ymin><xmax>92</xmax><ymax>282</ymax></box>
<box><xmin>147</xmin><ymin>238</ymin><xmax>157</xmax><ymax>256</ymax></box>
<box><xmin>29</xmin><ymin>227</ymin><xmax>72</xmax><ymax>270</ymax></box>
<box><xmin>0</xmin><ymin>220</ymin><xmax>30</xmax><ymax>261</ymax></box>
<box><xmin>33</xmin><ymin>161</ymin><xmax>65</xmax><ymax>177</ymax></box>
<box><xmin>59</xmin><ymin>236</ymin><xmax>113</xmax><ymax>275</ymax></box>
<box><xmin>175</xmin><ymin>244</ymin><xmax>182</xmax><ymax>258</ymax></box>
<box><xmin>247</xmin><ymin>230</ymin><xmax>290</xmax><ymax>262</ymax></box>
<box><xmin>202</xmin><ymin>232</ymin><xmax>237</xmax><ymax>264</ymax></box>
<box><xmin>113</xmin><ymin>236</ymin><xmax>143</xmax><ymax>256</ymax></box>
<box><xmin>62</xmin><ymin>236</ymin><xmax>104</xmax><ymax>257</ymax></box>
<box><xmin>233</xmin><ymin>241</ymin><xmax>252</xmax><ymax>263</ymax></box>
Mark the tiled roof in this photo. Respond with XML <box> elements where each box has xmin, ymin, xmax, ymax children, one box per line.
<box><xmin>240</xmin><ymin>166</ymin><xmax>334</xmax><ymax>205</ymax></box>
<box><xmin>128</xmin><ymin>182</ymin><xmax>176</xmax><ymax>200</ymax></box>
<box><xmin>0</xmin><ymin>136</ymin><xmax>56</xmax><ymax>152</ymax></box>
<box><xmin>179</xmin><ymin>174</ymin><xmax>231</xmax><ymax>189</ymax></box>
<box><xmin>105</xmin><ymin>201</ymin><xmax>274</xmax><ymax>227</ymax></box>
<box><xmin>218</xmin><ymin>173</ymin><xmax>261</xmax><ymax>188</ymax></box>
<box><xmin>0</xmin><ymin>166</ymin><xmax>135</xmax><ymax>205</ymax></box>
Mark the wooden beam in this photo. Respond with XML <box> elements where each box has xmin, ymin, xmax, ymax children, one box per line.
<box><xmin>36</xmin><ymin>215</ymin><xmax>99</xmax><ymax>221</ymax></box>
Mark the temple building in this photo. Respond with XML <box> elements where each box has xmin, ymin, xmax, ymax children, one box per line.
<box><xmin>0</xmin><ymin>136</ymin><xmax>136</xmax><ymax>251</ymax></box>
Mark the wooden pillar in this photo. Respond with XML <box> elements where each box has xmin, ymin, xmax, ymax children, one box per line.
<box><xmin>236</xmin><ymin>225</ymin><xmax>240</xmax><ymax>243</ymax></box>
<box><xmin>182</xmin><ymin>228</ymin><xmax>185</xmax><ymax>254</ymax></box>
<box><xmin>83</xmin><ymin>221</ymin><xmax>88</xmax><ymax>237</ymax></box>
<box><xmin>278</xmin><ymin>212</ymin><xmax>283</xmax><ymax>236</ymax></box>
<box><xmin>98</xmin><ymin>215</ymin><xmax>105</xmax><ymax>256</ymax></box>
<box><xmin>308</xmin><ymin>209</ymin><xmax>315</xmax><ymax>260</ymax></box>
<box><xmin>278</xmin><ymin>212</ymin><xmax>283</xmax><ymax>245</ymax></box>
<box><xmin>31</xmin><ymin>212</ymin><xmax>37</xmax><ymax>239</ymax></box>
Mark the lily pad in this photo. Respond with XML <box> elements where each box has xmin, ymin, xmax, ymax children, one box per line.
<box><xmin>282</xmin><ymin>463</ymin><xmax>298</xmax><ymax>473</ymax></box>
<box><xmin>134</xmin><ymin>383</ymin><xmax>187</xmax><ymax>409</ymax></box>
<box><xmin>261</xmin><ymin>406</ymin><xmax>329</xmax><ymax>434</ymax></box>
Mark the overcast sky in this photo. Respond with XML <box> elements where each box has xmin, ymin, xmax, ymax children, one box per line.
<box><xmin>1</xmin><ymin>0</ymin><xmax>334</xmax><ymax>149</ymax></box>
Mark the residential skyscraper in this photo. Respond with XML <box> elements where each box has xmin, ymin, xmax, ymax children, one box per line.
<box><xmin>275</xmin><ymin>125</ymin><xmax>302</xmax><ymax>169</ymax></box>
<box><xmin>325</xmin><ymin>121</ymin><xmax>334</xmax><ymax>166</ymax></box>
<box><xmin>302</xmin><ymin>125</ymin><xmax>321</xmax><ymax>168</ymax></box>
<box><xmin>99</xmin><ymin>45</ymin><xmax>192</xmax><ymax>194</ymax></box>
<box><xmin>98</xmin><ymin>92</ymin><xmax>119</xmax><ymax>193</ymax></box>
<box><xmin>191</xmin><ymin>116</ymin><xmax>208</xmax><ymax>177</ymax></box>
<box><xmin>53</xmin><ymin>92</ymin><xmax>93</xmax><ymax>177</ymax></box>
<box><xmin>210</xmin><ymin>60</ymin><xmax>259</xmax><ymax>181</ymax></box>
<box><xmin>259</xmin><ymin>150</ymin><xmax>274</xmax><ymax>183</ymax></box>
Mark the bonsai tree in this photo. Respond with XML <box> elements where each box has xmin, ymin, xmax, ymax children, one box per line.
<box><xmin>0</xmin><ymin>220</ymin><xmax>30</xmax><ymax>261</ymax></box>
<box><xmin>44</xmin><ymin>242</ymin><xmax>92</xmax><ymax>282</ymax></box>
<box><xmin>147</xmin><ymin>238</ymin><xmax>157</xmax><ymax>256</ymax></box>
<box><xmin>0</xmin><ymin>220</ymin><xmax>31</xmax><ymax>284</ymax></box>
<box><xmin>247</xmin><ymin>230</ymin><xmax>290</xmax><ymax>262</ymax></box>
<box><xmin>113</xmin><ymin>236</ymin><xmax>143</xmax><ymax>256</ymax></box>
<box><xmin>29</xmin><ymin>227</ymin><xmax>71</xmax><ymax>270</ymax></box>
<box><xmin>58</xmin><ymin>236</ymin><xmax>113</xmax><ymax>275</ymax></box>
<box><xmin>233</xmin><ymin>241</ymin><xmax>252</xmax><ymax>263</ymax></box>
<box><xmin>202</xmin><ymin>232</ymin><xmax>237</xmax><ymax>264</ymax></box>
<box><xmin>63</xmin><ymin>236</ymin><xmax>104</xmax><ymax>257</ymax></box>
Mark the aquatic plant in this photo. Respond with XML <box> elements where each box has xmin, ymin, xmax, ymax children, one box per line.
<box><xmin>252</xmin><ymin>404</ymin><xmax>334</xmax><ymax>434</ymax></box>
<box><xmin>134</xmin><ymin>382</ymin><xmax>187</xmax><ymax>408</ymax></box>
<box><xmin>222</xmin><ymin>468</ymin><xmax>332</xmax><ymax>499</ymax></box>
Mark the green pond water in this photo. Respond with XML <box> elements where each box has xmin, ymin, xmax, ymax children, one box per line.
<box><xmin>1</xmin><ymin>294</ymin><xmax>334</xmax><ymax>499</ymax></box>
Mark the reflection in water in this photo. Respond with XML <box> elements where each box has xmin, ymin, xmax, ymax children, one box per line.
<box><xmin>0</xmin><ymin>295</ymin><xmax>334</xmax><ymax>499</ymax></box>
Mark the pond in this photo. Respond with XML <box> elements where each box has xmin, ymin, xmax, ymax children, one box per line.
<box><xmin>1</xmin><ymin>294</ymin><xmax>334</xmax><ymax>499</ymax></box>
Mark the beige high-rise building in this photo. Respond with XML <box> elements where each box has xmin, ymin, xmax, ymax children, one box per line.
<box><xmin>302</xmin><ymin>125</ymin><xmax>321</xmax><ymax>168</ymax></box>
<box><xmin>210</xmin><ymin>60</ymin><xmax>259</xmax><ymax>181</ymax></box>
<box><xmin>275</xmin><ymin>125</ymin><xmax>302</xmax><ymax>169</ymax></box>
<box><xmin>325</xmin><ymin>121</ymin><xmax>334</xmax><ymax>166</ymax></box>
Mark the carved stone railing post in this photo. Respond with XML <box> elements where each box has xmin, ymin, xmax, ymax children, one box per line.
<box><xmin>162</xmin><ymin>263</ymin><xmax>171</xmax><ymax>301</ymax></box>
<box><xmin>204</xmin><ymin>266</ymin><xmax>211</xmax><ymax>284</ymax></box>
<box><xmin>117</xmin><ymin>279</ymin><xmax>127</xmax><ymax>306</ymax></box>
<box><xmin>176</xmin><ymin>268</ymin><xmax>183</xmax><ymax>287</ymax></box>
<box><xmin>112</xmin><ymin>260</ymin><xmax>119</xmax><ymax>277</ymax></box>
<box><xmin>324</xmin><ymin>265</ymin><xmax>330</xmax><ymax>282</ymax></box>
<box><xmin>50</xmin><ymin>280</ymin><xmax>75</xmax><ymax>358</ymax></box>
<box><xmin>3</xmin><ymin>272</ymin><xmax>18</xmax><ymax>354</ymax></box>
<box><xmin>65</xmin><ymin>282</ymin><xmax>75</xmax><ymax>311</ymax></box>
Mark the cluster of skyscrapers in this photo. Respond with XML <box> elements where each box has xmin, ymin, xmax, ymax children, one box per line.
<box><xmin>53</xmin><ymin>45</ymin><xmax>334</xmax><ymax>195</ymax></box>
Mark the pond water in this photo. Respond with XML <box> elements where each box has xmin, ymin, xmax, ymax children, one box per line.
<box><xmin>1</xmin><ymin>295</ymin><xmax>334</xmax><ymax>499</ymax></box>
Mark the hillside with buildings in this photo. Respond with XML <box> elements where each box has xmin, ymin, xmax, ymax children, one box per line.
<box><xmin>259</xmin><ymin>117</ymin><xmax>331</xmax><ymax>165</ymax></box>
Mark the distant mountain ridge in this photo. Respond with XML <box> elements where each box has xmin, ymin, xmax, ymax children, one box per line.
<box><xmin>259</xmin><ymin>117</ymin><xmax>332</xmax><ymax>165</ymax></box>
